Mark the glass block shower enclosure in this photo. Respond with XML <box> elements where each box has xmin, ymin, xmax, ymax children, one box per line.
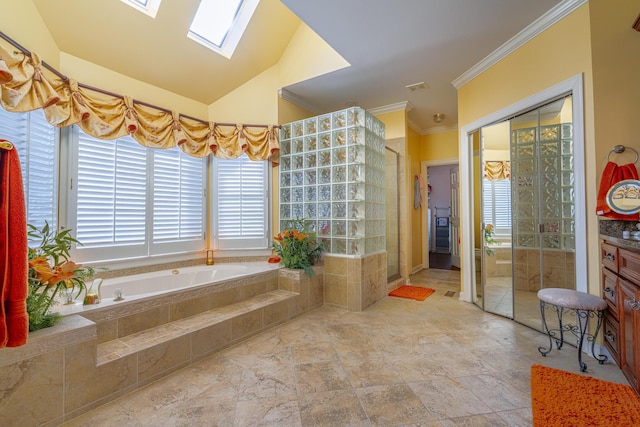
<box><xmin>279</xmin><ymin>107</ymin><xmax>386</xmax><ymax>256</ymax></box>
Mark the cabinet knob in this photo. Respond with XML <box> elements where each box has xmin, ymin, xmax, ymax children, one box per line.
<box><xmin>627</xmin><ymin>298</ymin><xmax>639</xmax><ymax>310</ymax></box>
<box><xmin>604</xmin><ymin>287</ymin><xmax>615</xmax><ymax>297</ymax></box>
<box><xmin>605</xmin><ymin>253</ymin><xmax>615</xmax><ymax>261</ymax></box>
<box><xmin>605</xmin><ymin>331</ymin><xmax>616</xmax><ymax>343</ymax></box>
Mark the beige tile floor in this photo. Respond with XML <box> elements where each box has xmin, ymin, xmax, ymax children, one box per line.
<box><xmin>64</xmin><ymin>268</ymin><xmax>629</xmax><ymax>427</ymax></box>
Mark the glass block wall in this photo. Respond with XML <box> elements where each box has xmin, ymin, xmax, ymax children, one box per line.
<box><xmin>279</xmin><ymin>107</ymin><xmax>386</xmax><ymax>255</ymax></box>
<box><xmin>511</xmin><ymin>123</ymin><xmax>574</xmax><ymax>251</ymax></box>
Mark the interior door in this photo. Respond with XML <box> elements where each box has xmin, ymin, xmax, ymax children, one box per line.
<box><xmin>512</xmin><ymin>96</ymin><xmax>575</xmax><ymax>332</ymax></box>
<box><xmin>479</xmin><ymin>122</ymin><xmax>512</xmax><ymax>318</ymax></box>
<box><xmin>450</xmin><ymin>166</ymin><xmax>460</xmax><ymax>268</ymax></box>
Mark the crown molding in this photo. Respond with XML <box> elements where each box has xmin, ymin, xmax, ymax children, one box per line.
<box><xmin>278</xmin><ymin>88</ymin><xmax>321</xmax><ymax>115</ymax></box>
<box><xmin>368</xmin><ymin>101</ymin><xmax>414</xmax><ymax>115</ymax></box>
<box><xmin>407</xmin><ymin>117</ymin><xmax>425</xmax><ymax>134</ymax></box>
<box><xmin>423</xmin><ymin>124</ymin><xmax>458</xmax><ymax>135</ymax></box>
<box><xmin>452</xmin><ymin>0</ymin><xmax>588</xmax><ymax>89</ymax></box>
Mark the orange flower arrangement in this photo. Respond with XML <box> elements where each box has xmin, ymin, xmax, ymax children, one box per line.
<box><xmin>27</xmin><ymin>222</ymin><xmax>96</xmax><ymax>331</ymax></box>
<box><xmin>272</xmin><ymin>218</ymin><xmax>322</xmax><ymax>275</ymax></box>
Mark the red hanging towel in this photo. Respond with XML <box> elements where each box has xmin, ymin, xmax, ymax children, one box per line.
<box><xmin>596</xmin><ymin>161</ymin><xmax>640</xmax><ymax>220</ymax></box>
<box><xmin>0</xmin><ymin>141</ymin><xmax>29</xmax><ymax>347</ymax></box>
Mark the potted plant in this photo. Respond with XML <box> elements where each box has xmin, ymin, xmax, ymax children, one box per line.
<box><xmin>27</xmin><ymin>222</ymin><xmax>95</xmax><ymax>331</ymax></box>
<box><xmin>484</xmin><ymin>223</ymin><xmax>500</xmax><ymax>256</ymax></box>
<box><xmin>272</xmin><ymin>218</ymin><xmax>323</xmax><ymax>276</ymax></box>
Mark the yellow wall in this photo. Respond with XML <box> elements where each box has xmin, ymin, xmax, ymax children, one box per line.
<box><xmin>0</xmin><ymin>1</ymin><xmax>60</xmax><ymax>68</ymax></box>
<box><xmin>0</xmin><ymin>2</ymin><xmax>209</xmax><ymax>119</ymax></box>
<box><xmin>208</xmin><ymin>21</ymin><xmax>347</xmax><ymax>124</ymax></box>
<box><xmin>60</xmin><ymin>53</ymin><xmax>208</xmax><ymax>119</ymax></box>
<box><xmin>408</xmin><ymin>126</ymin><xmax>422</xmax><ymax>269</ymax></box>
<box><xmin>419</xmin><ymin>129</ymin><xmax>459</xmax><ymax>160</ymax></box>
<box><xmin>457</xmin><ymin>3</ymin><xmax>603</xmax><ymax>293</ymax></box>
<box><xmin>590</xmin><ymin>0</ymin><xmax>640</xmax><ymax>177</ymax></box>
<box><xmin>277</xmin><ymin>23</ymin><xmax>350</xmax><ymax>87</ymax></box>
<box><xmin>376</xmin><ymin>111</ymin><xmax>406</xmax><ymax>140</ymax></box>
<box><xmin>277</xmin><ymin>97</ymin><xmax>314</xmax><ymax>124</ymax></box>
<box><xmin>208</xmin><ymin>66</ymin><xmax>280</xmax><ymax>124</ymax></box>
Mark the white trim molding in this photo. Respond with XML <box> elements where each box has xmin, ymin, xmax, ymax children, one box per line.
<box><xmin>278</xmin><ymin>88</ymin><xmax>321</xmax><ymax>115</ymax></box>
<box><xmin>368</xmin><ymin>101</ymin><xmax>414</xmax><ymax>115</ymax></box>
<box><xmin>423</xmin><ymin>124</ymin><xmax>458</xmax><ymax>135</ymax></box>
<box><xmin>452</xmin><ymin>0</ymin><xmax>588</xmax><ymax>89</ymax></box>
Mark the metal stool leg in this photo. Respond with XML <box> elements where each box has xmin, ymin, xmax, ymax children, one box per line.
<box><xmin>556</xmin><ymin>306</ymin><xmax>565</xmax><ymax>349</ymax></box>
<box><xmin>538</xmin><ymin>300</ymin><xmax>553</xmax><ymax>357</ymax></box>
<box><xmin>590</xmin><ymin>310</ymin><xmax>608</xmax><ymax>365</ymax></box>
<box><xmin>576</xmin><ymin>309</ymin><xmax>589</xmax><ymax>372</ymax></box>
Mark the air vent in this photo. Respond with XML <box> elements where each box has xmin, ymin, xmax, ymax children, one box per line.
<box><xmin>405</xmin><ymin>82</ymin><xmax>428</xmax><ymax>92</ymax></box>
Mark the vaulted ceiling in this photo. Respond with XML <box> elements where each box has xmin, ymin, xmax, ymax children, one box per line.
<box><xmin>32</xmin><ymin>0</ymin><xmax>565</xmax><ymax>132</ymax></box>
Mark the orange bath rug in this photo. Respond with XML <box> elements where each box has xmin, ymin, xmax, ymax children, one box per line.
<box><xmin>388</xmin><ymin>286</ymin><xmax>435</xmax><ymax>301</ymax></box>
<box><xmin>531</xmin><ymin>364</ymin><xmax>640</xmax><ymax>427</ymax></box>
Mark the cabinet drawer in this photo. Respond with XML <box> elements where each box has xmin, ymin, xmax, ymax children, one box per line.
<box><xmin>619</xmin><ymin>248</ymin><xmax>640</xmax><ymax>285</ymax></box>
<box><xmin>603</xmin><ymin>315</ymin><xmax>620</xmax><ymax>366</ymax></box>
<box><xmin>602</xmin><ymin>268</ymin><xmax>618</xmax><ymax>316</ymax></box>
<box><xmin>601</xmin><ymin>242</ymin><xmax>619</xmax><ymax>272</ymax></box>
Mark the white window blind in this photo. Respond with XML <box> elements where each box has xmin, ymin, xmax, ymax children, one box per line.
<box><xmin>75</xmin><ymin>133</ymin><xmax>147</xmax><ymax>253</ymax></box>
<box><xmin>213</xmin><ymin>154</ymin><xmax>269</xmax><ymax>250</ymax></box>
<box><xmin>152</xmin><ymin>148</ymin><xmax>204</xmax><ymax>246</ymax></box>
<box><xmin>72</xmin><ymin>130</ymin><xmax>205</xmax><ymax>262</ymax></box>
<box><xmin>0</xmin><ymin>108</ymin><xmax>58</xmax><ymax>231</ymax></box>
<box><xmin>482</xmin><ymin>178</ymin><xmax>512</xmax><ymax>234</ymax></box>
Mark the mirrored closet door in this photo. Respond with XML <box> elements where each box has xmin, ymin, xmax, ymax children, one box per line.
<box><xmin>475</xmin><ymin>95</ymin><xmax>576</xmax><ymax>333</ymax></box>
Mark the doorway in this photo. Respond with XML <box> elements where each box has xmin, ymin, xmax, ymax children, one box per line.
<box><xmin>459</xmin><ymin>75</ymin><xmax>588</xmax><ymax>334</ymax></box>
<box><xmin>422</xmin><ymin>160</ymin><xmax>460</xmax><ymax>270</ymax></box>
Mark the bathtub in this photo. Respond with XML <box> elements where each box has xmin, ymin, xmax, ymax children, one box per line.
<box><xmin>57</xmin><ymin>262</ymin><xmax>281</xmax><ymax>316</ymax></box>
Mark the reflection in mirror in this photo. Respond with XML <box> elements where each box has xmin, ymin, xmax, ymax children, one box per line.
<box><xmin>480</xmin><ymin>122</ymin><xmax>512</xmax><ymax>318</ymax></box>
<box><xmin>512</xmin><ymin>95</ymin><xmax>574</xmax><ymax>333</ymax></box>
<box><xmin>470</xmin><ymin>94</ymin><xmax>575</xmax><ymax>334</ymax></box>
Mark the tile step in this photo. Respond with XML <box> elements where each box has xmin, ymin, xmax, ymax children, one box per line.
<box><xmin>96</xmin><ymin>289</ymin><xmax>297</xmax><ymax>365</ymax></box>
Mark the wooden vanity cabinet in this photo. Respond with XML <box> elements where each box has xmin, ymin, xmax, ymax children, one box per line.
<box><xmin>601</xmin><ymin>241</ymin><xmax>640</xmax><ymax>394</ymax></box>
<box><xmin>619</xmin><ymin>276</ymin><xmax>640</xmax><ymax>391</ymax></box>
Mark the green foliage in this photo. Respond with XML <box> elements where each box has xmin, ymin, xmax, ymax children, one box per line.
<box><xmin>27</xmin><ymin>222</ymin><xmax>95</xmax><ymax>331</ymax></box>
<box><xmin>272</xmin><ymin>218</ymin><xmax>323</xmax><ymax>276</ymax></box>
<box><xmin>484</xmin><ymin>224</ymin><xmax>500</xmax><ymax>256</ymax></box>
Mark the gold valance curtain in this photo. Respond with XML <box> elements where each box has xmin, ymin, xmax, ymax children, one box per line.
<box><xmin>483</xmin><ymin>161</ymin><xmax>511</xmax><ymax>181</ymax></box>
<box><xmin>0</xmin><ymin>43</ymin><xmax>279</xmax><ymax>164</ymax></box>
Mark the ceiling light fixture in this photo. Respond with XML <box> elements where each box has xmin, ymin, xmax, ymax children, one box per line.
<box><xmin>405</xmin><ymin>81</ymin><xmax>428</xmax><ymax>92</ymax></box>
<box><xmin>433</xmin><ymin>113</ymin><xmax>445</xmax><ymax>123</ymax></box>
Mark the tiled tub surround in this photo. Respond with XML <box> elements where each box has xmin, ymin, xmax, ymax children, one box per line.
<box><xmin>513</xmin><ymin>248</ymin><xmax>575</xmax><ymax>291</ymax></box>
<box><xmin>0</xmin><ymin>264</ymin><xmax>324</xmax><ymax>426</ymax></box>
<box><xmin>57</xmin><ymin>263</ymin><xmax>277</xmax><ymax>317</ymax></box>
<box><xmin>323</xmin><ymin>252</ymin><xmax>388</xmax><ymax>311</ymax></box>
<box><xmin>484</xmin><ymin>245</ymin><xmax>513</xmax><ymax>277</ymax></box>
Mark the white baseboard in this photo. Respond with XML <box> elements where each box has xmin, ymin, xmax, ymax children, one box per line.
<box><xmin>411</xmin><ymin>265</ymin><xmax>423</xmax><ymax>274</ymax></box>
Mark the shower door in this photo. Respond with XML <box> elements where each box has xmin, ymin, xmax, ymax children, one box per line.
<box><xmin>385</xmin><ymin>147</ymin><xmax>400</xmax><ymax>282</ymax></box>
<box><xmin>511</xmin><ymin>96</ymin><xmax>576</xmax><ymax>331</ymax></box>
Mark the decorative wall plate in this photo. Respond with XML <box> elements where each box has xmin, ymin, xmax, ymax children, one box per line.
<box><xmin>606</xmin><ymin>179</ymin><xmax>640</xmax><ymax>214</ymax></box>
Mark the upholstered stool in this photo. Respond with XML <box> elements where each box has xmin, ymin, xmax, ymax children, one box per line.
<box><xmin>537</xmin><ymin>288</ymin><xmax>608</xmax><ymax>372</ymax></box>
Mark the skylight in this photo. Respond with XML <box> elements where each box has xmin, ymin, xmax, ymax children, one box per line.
<box><xmin>120</xmin><ymin>0</ymin><xmax>161</xmax><ymax>18</ymax></box>
<box><xmin>188</xmin><ymin>0</ymin><xmax>260</xmax><ymax>59</ymax></box>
